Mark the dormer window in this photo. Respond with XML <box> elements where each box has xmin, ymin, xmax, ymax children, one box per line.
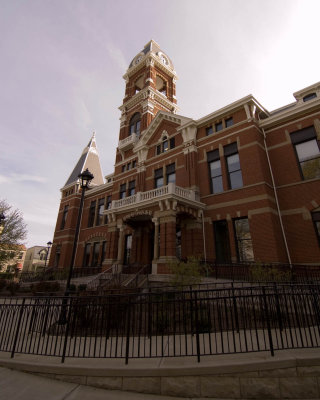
<box><xmin>129</xmin><ymin>112</ymin><xmax>141</xmax><ymax>136</ymax></box>
<box><xmin>303</xmin><ymin>93</ymin><xmax>317</xmax><ymax>102</ymax></box>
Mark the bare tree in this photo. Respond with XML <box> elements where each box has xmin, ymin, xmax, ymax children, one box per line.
<box><xmin>0</xmin><ymin>199</ymin><xmax>27</xmax><ymax>269</ymax></box>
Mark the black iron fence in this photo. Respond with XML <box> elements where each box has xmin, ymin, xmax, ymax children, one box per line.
<box><xmin>1</xmin><ymin>283</ymin><xmax>320</xmax><ymax>363</ymax></box>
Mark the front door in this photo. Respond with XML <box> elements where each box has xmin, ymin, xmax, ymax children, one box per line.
<box><xmin>214</xmin><ymin>220</ymin><xmax>231</xmax><ymax>263</ymax></box>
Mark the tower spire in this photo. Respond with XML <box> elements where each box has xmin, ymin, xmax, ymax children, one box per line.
<box><xmin>63</xmin><ymin>133</ymin><xmax>104</xmax><ymax>188</ymax></box>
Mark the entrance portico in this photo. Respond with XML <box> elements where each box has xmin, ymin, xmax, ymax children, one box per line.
<box><xmin>104</xmin><ymin>183</ymin><xmax>206</xmax><ymax>273</ymax></box>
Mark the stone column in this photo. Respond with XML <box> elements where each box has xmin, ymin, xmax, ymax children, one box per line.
<box><xmin>159</xmin><ymin>212</ymin><xmax>177</xmax><ymax>259</ymax></box>
<box><xmin>152</xmin><ymin>218</ymin><xmax>159</xmax><ymax>274</ymax></box>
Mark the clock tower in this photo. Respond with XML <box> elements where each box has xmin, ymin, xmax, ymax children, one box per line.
<box><xmin>118</xmin><ymin>40</ymin><xmax>178</xmax><ymax>143</ymax></box>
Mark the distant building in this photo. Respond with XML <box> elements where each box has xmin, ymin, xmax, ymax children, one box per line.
<box><xmin>0</xmin><ymin>244</ymin><xmax>26</xmax><ymax>273</ymax></box>
<box><xmin>23</xmin><ymin>245</ymin><xmax>51</xmax><ymax>273</ymax></box>
<box><xmin>49</xmin><ymin>40</ymin><xmax>320</xmax><ymax>273</ymax></box>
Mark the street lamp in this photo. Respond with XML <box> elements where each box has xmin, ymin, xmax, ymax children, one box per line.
<box><xmin>0</xmin><ymin>212</ymin><xmax>5</xmax><ymax>236</ymax></box>
<box><xmin>65</xmin><ymin>168</ymin><xmax>94</xmax><ymax>294</ymax></box>
<box><xmin>44</xmin><ymin>241</ymin><xmax>52</xmax><ymax>269</ymax></box>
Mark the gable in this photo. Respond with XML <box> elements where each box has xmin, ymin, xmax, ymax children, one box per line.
<box><xmin>135</xmin><ymin>111</ymin><xmax>191</xmax><ymax>150</ymax></box>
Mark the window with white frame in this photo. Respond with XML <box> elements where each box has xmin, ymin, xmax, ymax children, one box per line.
<box><xmin>291</xmin><ymin>126</ymin><xmax>320</xmax><ymax>180</ymax></box>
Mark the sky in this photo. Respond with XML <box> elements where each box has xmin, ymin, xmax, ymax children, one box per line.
<box><xmin>1</xmin><ymin>0</ymin><xmax>319</xmax><ymax>248</ymax></box>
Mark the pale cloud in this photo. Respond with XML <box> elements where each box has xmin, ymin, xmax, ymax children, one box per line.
<box><xmin>0</xmin><ymin>174</ymin><xmax>47</xmax><ymax>184</ymax></box>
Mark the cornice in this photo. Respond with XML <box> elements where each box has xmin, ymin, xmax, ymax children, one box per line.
<box><xmin>84</xmin><ymin>181</ymin><xmax>113</xmax><ymax>197</ymax></box>
<box><xmin>119</xmin><ymin>86</ymin><xmax>178</xmax><ymax>114</ymax></box>
<box><xmin>123</xmin><ymin>53</ymin><xmax>178</xmax><ymax>81</ymax></box>
<box><xmin>194</xmin><ymin>96</ymin><xmax>268</xmax><ymax>128</ymax></box>
<box><xmin>259</xmin><ymin>98</ymin><xmax>320</xmax><ymax>129</ymax></box>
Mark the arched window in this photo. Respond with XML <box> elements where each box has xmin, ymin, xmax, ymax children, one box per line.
<box><xmin>156</xmin><ymin>133</ymin><xmax>175</xmax><ymax>155</ymax></box>
<box><xmin>134</xmin><ymin>75</ymin><xmax>144</xmax><ymax>94</ymax></box>
<box><xmin>129</xmin><ymin>112</ymin><xmax>141</xmax><ymax>136</ymax></box>
<box><xmin>156</xmin><ymin>75</ymin><xmax>167</xmax><ymax>96</ymax></box>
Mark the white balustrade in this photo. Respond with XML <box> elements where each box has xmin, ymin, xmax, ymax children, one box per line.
<box><xmin>110</xmin><ymin>184</ymin><xmax>197</xmax><ymax>211</ymax></box>
<box><xmin>118</xmin><ymin>133</ymin><xmax>138</xmax><ymax>150</ymax></box>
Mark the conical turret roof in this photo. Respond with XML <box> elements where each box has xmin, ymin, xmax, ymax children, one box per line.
<box><xmin>63</xmin><ymin>133</ymin><xmax>104</xmax><ymax>188</ymax></box>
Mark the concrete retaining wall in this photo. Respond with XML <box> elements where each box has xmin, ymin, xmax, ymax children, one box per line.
<box><xmin>1</xmin><ymin>350</ymin><xmax>320</xmax><ymax>398</ymax></box>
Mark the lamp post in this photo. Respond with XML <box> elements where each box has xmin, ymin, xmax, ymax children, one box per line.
<box><xmin>0</xmin><ymin>212</ymin><xmax>5</xmax><ymax>236</ymax></box>
<box><xmin>44</xmin><ymin>241</ymin><xmax>52</xmax><ymax>269</ymax></box>
<box><xmin>65</xmin><ymin>168</ymin><xmax>94</xmax><ymax>294</ymax></box>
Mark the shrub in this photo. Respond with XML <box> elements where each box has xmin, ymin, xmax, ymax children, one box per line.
<box><xmin>0</xmin><ymin>279</ymin><xmax>7</xmax><ymax>292</ymax></box>
<box><xmin>250</xmin><ymin>263</ymin><xmax>291</xmax><ymax>282</ymax></box>
<box><xmin>6</xmin><ymin>281</ymin><xmax>20</xmax><ymax>295</ymax></box>
<box><xmin>0</xmin><ymin>272</ymin><xmax>14</xmax><ymax>281</ymax></box>
<box><xmin>169</xmin><ymin>256</ymin><xmax>202</xmax><ymax>289</ymax></box>
<box><xmin>30</xmin><ymin>281</ymin><xmax>60</xmax><ymax>295</ymax></box>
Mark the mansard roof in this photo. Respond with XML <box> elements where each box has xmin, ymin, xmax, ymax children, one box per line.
<box><xmin>128</xmin><ymin>39</ymin><xmax>174</xmax><ymax>70</ymax></box>
<box><xmin>63</xmin><ymin>133</ymin><xmax>104</xmax><ymax>188</ymax></box>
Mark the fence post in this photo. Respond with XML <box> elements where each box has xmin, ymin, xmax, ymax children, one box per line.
<box><xmin>274</xmin><ymin>283</ymin><xmax>283</xmax><ymax>332</ymax></box>
<box><xmin>11</xmin><ymin>298</ymin><xmax>26</xmax><ymax>358</ymax></box>
<box><xmin>262</xmin><ymin>286</ymin><xmax>274</xmax><ymax>356</ymax></box>
<box><xmin>231</xmin><ymin>283</ymin><xmax>239</xmax><ymax>333</ymax></box>
<box><xmin>61</xmin><ymin>296</ymin><xmax>72</xmax><ymax>363</ymax></box>
<box><xmin>194</xmin><ymin>291</ymin><xmax>201</xmax><ymax>363</ymax></box>
<box><xmin>125</xmin><ymin>295</ymin><xmax>132</xmax><ymax>364</ymax></box>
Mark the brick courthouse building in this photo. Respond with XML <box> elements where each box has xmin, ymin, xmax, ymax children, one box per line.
<box><xmin>49</xmin><ymin>40</ymin><xmax>320</xmax><ymax>273</ymax></box>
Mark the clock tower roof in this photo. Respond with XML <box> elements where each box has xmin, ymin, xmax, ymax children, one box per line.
<box><xmin>128</xmin><ymin>39</ymin><xmax>174</xmax><ymax>71</ymax></box>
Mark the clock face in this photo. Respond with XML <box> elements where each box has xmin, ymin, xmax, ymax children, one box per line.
<box><xmin>135</xmin><ymin>55</ymin><xmax>142</xmax><ymax>65</ymax></box>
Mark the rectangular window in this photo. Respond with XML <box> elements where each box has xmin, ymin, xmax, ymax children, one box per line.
<box><xmin>92</xmin><ymin>242</ymin><xmax>100</xmax><ymax>267</ymax></box>
<box><xmin>120</xmin><ymin>183</ymin><xmax>126</xmax><ymax>199</ymax></box>
<box><xmin>225</xmin><ymin>143</ymin><xmax>243</xmax><ymax>189</ymax></box>
<box><xmin>170</xmin><ymin>137</ymin><xmax>175</xmax><ymax>149</ymax></box>
<box><xmin>206</xmin><ymin>126</ymin><xmax>213</xmax><ymax>136</ymax></box>
<box><xmin>60</xmin><ymin>205</ymin><xmax>68</xmax><ymax>230</ymax></box>
<box><xmin>128</xmin><ymin>180</ymin><xmax>135</xmax><ymax>196</ymax></box>
<box><xmin>225</xmin><ymin>117</ymin><xmax>233</xmax><ymax>128</ymax></box>
<box><xmin>215</xmin><ymin>121</ymin><xmax>223</xmax><ymax>132</ymax></box>
<box><xmin>312</xmin><ymin>212</ymin><xmax>320</xmax><ymax>246</ymax></box>
<box><xmin>96</xmin><ymin>198</ymin><xmax>105</xmax><ymax>226</ymax></box>
<box><xmin>106</xmin><ymin>195</ymin><xmax>112</xmax><ymax>209</ymax></box>
<box><xmin>291</xmin><ymin>127</ymin><xmax>320</xmax><ymax>180</ymax></box>
<box><xmin>88</xmin><ymin>201</ymin><xmax>96</xmax><ymax>227</ymax></box>
<box><xmin>208</xmin><ymin>150</ymin><xmax>223</xmax><ymax>193</ymax></box>
<box><xmin>121</xmin><ymin>165</ymin><xmax>126</xmax><ymax>172</ymax></box>
<box><xmin>233</xmin><ymin>218</ymin><xmax>254</xmax><ymax>262</ymax></box>
<box><xmin>155</xmin><ymin>168</ymin><xmax>164</xmax><ymax>188</ymax></box>
<box><xmin>156</xmin><ymin>144</ymin><xmax>161</xmax><ymax>155</ymax></box>
<box><xmin>104</xmin><ymin>195</ymin><xmax>112</xmax><ymax>224</ymax></box>
<box><xmin>127</xmin><ymin>162</ymin><xmax>131</xmax><ymax>170</ymax></box>
<box><xmin>83</xmin><ymin>243</ymin><xmax>91</xmax><ymax>267</ymax></box>
<box><xmin>166</xmin><ymin>163</ymin><xmax>176</xmax><ymax>184</ymax></box>
<box><xmin>132</xmin><ymin>160</ymin><xmax>136</xmax><ymax>168</ymax></box>
<box><xmin>163</xmin><ymin>139</ymin><xmax>169</xmax><ymax>152</ymax></box>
